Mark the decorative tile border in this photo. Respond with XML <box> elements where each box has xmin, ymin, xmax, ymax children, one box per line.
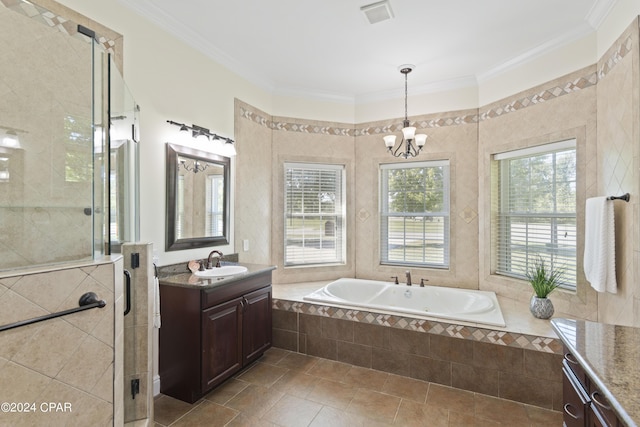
<box><xmin>598</xmin><ymin>34</ymin><xmax>633</xmax><ymax>80</ymax></box>
<box><xmin>241</xmin><ymin>108</ymin><xmax>356</xmax><ymax>136</ymax></box>
<box><xmin>478</xmin><ymin>72</ymin><xmax>598</xmax><ymax>122</ymax></box>
<box><xmin>0</xmin><ymin>0</ymin><xmax>118</xmax><ymax>55</ymax></box>
<box><xmin>273</xmin><ymin>298</ymin><xmax>562</xmax><ymax>354</ymax></box>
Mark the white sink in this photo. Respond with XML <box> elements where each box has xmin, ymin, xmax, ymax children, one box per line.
<box><xmin>194</xmin><ymin>266</ymin><xmax>248</xmax><ymax>277</ymax></box>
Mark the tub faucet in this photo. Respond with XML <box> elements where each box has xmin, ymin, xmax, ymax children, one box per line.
<box><xmin>206</xmin><ymin>250</ymin><xmax>223</xmax><ymax>269</ymax></box>
<box><xmin>405</xmin><ymin>270</ymin><xmax>412</xmax><ymax>286</ymax></box>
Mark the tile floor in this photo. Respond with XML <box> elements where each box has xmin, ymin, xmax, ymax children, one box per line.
<box><xmin>154</xmin><ymin>347</ymin><xmax>563</xmax><ymax>427</ymax></box>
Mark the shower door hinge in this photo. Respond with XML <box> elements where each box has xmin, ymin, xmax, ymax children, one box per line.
<box><xmin>131</xmin><ymin>253</ymin><xmax>140</xmax><ymax>269</ymax></box>
<box><xmin>131</xmin><ymin>378</ymin><xmax>140</xmax><ymax>399</ymax></box>
<box><xmin>77</xmin><ymin>24</ymin><xmax>96</xmax><ymax>41</ymax></box>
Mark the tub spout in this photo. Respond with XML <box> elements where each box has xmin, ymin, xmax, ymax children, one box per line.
<box><xmin>405</xmin><ymin>270</ymin><xmax>412</xmax><ymax>286</ymax></box>
<box><xmin>206</xmin><ymin>250</ymin><xmax>223</xmax><ymax>269</ymax></box>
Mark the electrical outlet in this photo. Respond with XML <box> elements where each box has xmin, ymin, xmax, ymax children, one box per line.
<box><xmin>243</xmin><ymin>239</ymin><xmax>249</xmax><ymax>251</ymax></box>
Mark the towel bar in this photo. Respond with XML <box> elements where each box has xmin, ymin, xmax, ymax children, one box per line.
<box><xmin>607</xmin><ymin>193</ymin><xmax>630</xmax><ymax>202</ymax></box>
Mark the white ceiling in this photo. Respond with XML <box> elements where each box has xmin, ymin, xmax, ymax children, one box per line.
<box><xmin>117</xmin><ymin>0</ymin><xmax>616</xmax><ymax>103</ymax></box>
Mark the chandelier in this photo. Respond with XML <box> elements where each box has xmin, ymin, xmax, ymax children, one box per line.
<box><xmin>383</xmin><ymin>65</ymin><xmax>427</xmax><ymax>158</ymax></box>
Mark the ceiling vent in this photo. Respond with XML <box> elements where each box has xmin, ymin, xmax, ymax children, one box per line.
<box><xmin>360</xmin><ymin>0</ymin><xmax>394</xmax><ymax>24</ymax></box>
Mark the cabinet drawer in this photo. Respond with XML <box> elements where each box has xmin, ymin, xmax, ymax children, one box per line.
<box><xmin>563</xmin><ymin>364</ymin><xmax>590</xmax><ymax>427</ymax></box>
<box><xmin>563</xmin><ymin>346</ymin><xmax>588</xmax><ymax>390</ymax></box>
<box><xmin>589</xmin><ymin>383</ymin><xmax>618</xmax><ymax>427</ymax></box>
<box><xmin>202</xmin><ymin>271</ymin><xmax>272</xmax><ymax>309</ymax></box>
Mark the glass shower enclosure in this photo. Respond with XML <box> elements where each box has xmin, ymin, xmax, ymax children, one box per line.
<box><xmin>0</xmin><ymin>0</ymin><xmax>139</xmax><ymax>272</ymax></box>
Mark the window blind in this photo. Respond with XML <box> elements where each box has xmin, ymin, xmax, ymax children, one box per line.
<box><xmin>284</xmin><ymin>163</ymin><xmax>346</xmax><ymax>266</ymax></box>
<box><xmin>205</xmin><ymin>174</ymin><xmax>224</xmax><ymax>236</ymax></box>
<box><xmin>380</xmin><ymin>160</ymin><xmax>450</xmax><ymax>268</ymax></box>
<box><xmin>494</xmin><ymin>140</ymin><xmax>577</xmax><ymax>289</ymax></box>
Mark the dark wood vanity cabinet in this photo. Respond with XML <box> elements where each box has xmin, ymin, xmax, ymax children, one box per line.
<box><xmin>159</xmin><ymin>271</ymin><xmax>272</xmax><ymax>403</ymax></box>
<box><xmin>562</xmin><ymin>346</ymin><xmax>622</xmax><ymax>427</ymax></box>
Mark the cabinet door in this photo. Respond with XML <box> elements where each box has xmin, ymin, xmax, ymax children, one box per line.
<box><xmin>202</xmin><ymin>297</ymin><xmax>243</xmax><ymax>392</ymax></box>
<box><xmin>563</xmin><ymin>364</ymin><xmax>590</xmax><ymax>427</ymax></box>
<box><xmin>242</xmin><ymin>286</ymin><xmax>272</xmax><ymax>365</ymax></box>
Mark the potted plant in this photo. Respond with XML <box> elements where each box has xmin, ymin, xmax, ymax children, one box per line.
<box><xmin>526</xmin><ymin>257</ymin><xmax>563</xmax><ymax>319</ymax></box>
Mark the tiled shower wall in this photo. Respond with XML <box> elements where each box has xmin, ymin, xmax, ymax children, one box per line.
<box><xmin>0</xmin><ymin>0</ymin><xmax>123</xmax><ymax>271</ymax></box>
<box><xmin>0</xmin><ymin>258</ymin><xmax>124</xmax><ymax>426</ymax></box>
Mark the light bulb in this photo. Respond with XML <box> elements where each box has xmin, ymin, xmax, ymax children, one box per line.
<box><xmin>383</xmin><ymin>135</ymin><xmax>396</xmax><ymax>148</ymax></box>
<box><xmin>401</xmin><ymin>126</ymin><xmax>416</xmax><ymax>140</ymax></box>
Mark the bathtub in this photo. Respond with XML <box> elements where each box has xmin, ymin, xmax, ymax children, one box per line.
<box><xmin>303</xmin><ymin>278</ymin><xmax>506</xmax><ymax>327</ymax></box>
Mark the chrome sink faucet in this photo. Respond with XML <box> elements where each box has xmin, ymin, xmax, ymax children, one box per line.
<box><xmin>206</xmin><ymin>250</ymin><xmax>223</xmax><ymax>269</ymax></box>
<box><xmin>405</xmin><ymin>270</ymin><xmax>412</xmax><ymax>286</ymax></box>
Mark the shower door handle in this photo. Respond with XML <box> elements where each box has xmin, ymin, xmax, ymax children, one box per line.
<box><xmin>124</xmin><ymin>269</ymin><xmax>132</xmax><ymax>316</ymax></box>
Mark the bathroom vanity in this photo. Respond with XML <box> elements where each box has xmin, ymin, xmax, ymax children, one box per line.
<box><xmin>158</xmin><ymin>264</ymin><xmax>275</xmax><ymax>403</ymax></box>
<box><xmin>552</xmin><ymin>318</ymin><xmax>639</xmax><ymax>427</ymax></box>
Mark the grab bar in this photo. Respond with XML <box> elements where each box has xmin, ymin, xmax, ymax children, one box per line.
<box><xmin>0</xmin><ymin>292</ymin><xmax>106</xmax><ymax>332</ymax></box>
<box><xmin>607</xmin><ymin>193</ymin><xmax>630</xmax><ymax>202</ymax></box>
<box><xmin>124</xmin><ymin>269</ymin><xmax>132</xmax><ymax>316</ymax></box>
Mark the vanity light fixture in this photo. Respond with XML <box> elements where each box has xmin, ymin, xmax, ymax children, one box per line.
<box><xmin>383</xmin><ymin>65</ymin><xmax>427</xmax><ymax>159</ymax></box>
<box><xmin>167</xmin><ymin>120</ymin><xmax>236</xmax><ymax>156</ymax></box>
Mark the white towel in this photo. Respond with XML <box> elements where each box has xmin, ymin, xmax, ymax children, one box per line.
<box><xmin>153</xmin><ymin>276</ymin><xmax>162</xmax><ymax>328</ymax></box>
<box><xmin>583</xmin><ymin>197</ymin><xmax>617</xmax><ymax>293</ymax></box>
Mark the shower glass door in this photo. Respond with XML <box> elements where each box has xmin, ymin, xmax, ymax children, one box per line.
<box><xmin>0</xmin><ymin>1</ymin><xmax>99</xmax><ymax>270</ymax></box>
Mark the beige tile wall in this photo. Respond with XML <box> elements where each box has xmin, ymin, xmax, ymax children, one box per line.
<box><xmin>235</xmin><ymin>100</ymin><xmax>357</xmax><ymax>284</ymax></box>
<box><xmin>234</xmin><ymin>101</ymin><xmax>273</xmax><ymax>267</ymax></box>
<box><xmin>355</xmin><ymin>109</ymin><xmax>479</xmax><ymax>287</ymax></box>
<box><xmin>478</xmin><ymin>67</ymin><xmax>599</xmax><ymax>320</ymax></box>
<box><xmin>235</xmin><ymin>18</ymin><xmax>640</xmax><ymax>325</ymax></box>
<box><xmin>0</xmin><ymin>258</ymin><xmax>124</xmax><ymax>426</ymax></box>
<box><xmin>595</xmin><ymin>19</ymin><xmax>640</xmax><ymax>326</ymax></box>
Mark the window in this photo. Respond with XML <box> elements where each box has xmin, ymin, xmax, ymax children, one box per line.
<box><xmin>284</xmin><ymin>163</ymin><xmax>346</xmax><ymax>267</ymax></box>
<box><xmin>494</xmin><ymin>139</ymin><xmax>577</xmax><ymax>290</ymax></box>
<box><xmin>380</xmin><ymin>160</ymin><xmax>450</xmax><ymax>268</ymax></box>
<box><xmin>206</xmin><ymin>174</ymin><xmax>224</xmax><ymax>236</ymax></box>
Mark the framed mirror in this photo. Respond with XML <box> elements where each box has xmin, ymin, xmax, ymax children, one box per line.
<box><xmin>166</xmin><ymin>143</ymin><xmax>230</xmax><ymax>251</ymax></box>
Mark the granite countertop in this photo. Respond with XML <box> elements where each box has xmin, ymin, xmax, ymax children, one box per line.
<box><xmin>159</xmin><ymin>263</ymin><xmax>276</xmax><ymax>290</ymax></box>
<box><xmin>551</xmin><ymin>318</ymin><xmax>640</xmax><ymax>427</ymax></box>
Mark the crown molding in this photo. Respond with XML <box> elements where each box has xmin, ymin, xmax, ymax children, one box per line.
<box><xmin>477</xmin><ymin>22</ymin><xmax>594</xmax><ymax>84</ymax></box>
<box><xmin>116</xmin><ymin>0</ymin><xmax>609</xmax><ymax>105</ymax></box>
<box><xmin>585</xmin><ymin>0</ymin><xmax>617</xmax><ymax>29</ymax></box>
<box><xmin>115</xmin><ymin>0</ymin><xmax>276</xmax><ymax>93</ymax></box>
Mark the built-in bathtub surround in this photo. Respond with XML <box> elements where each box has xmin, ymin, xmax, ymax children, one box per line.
<box><xmin>0</xmin><ymin>257</ymin><xmax>124</xmax><ymax>426</ymax></box>
<box><xmin>272</xmin><ymin>294</ymin><xmax>563</xmax><ymax>410</ymax></box>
